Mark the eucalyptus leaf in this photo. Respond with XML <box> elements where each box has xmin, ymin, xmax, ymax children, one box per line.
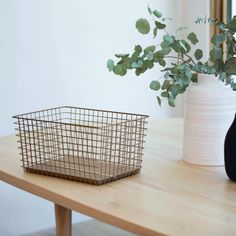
<box><xmin>210</xmin><ymin>46</ymin><xmax>222</xmax><ymax>61</ymax></box>
<box><xmin>155</xmin><ymin>21</ymin><xmax>166</xmax><ymax>29</ymax></box>
<box><xmin>113</xmin><ymin>65</ymin><xmax>127</xmax><ymax>76</ymax></box>
<box><xmin>134</xmin><ymin>45</ymin><xmax>142</xmax><ymax>53</ymax></box>
<box><xmin>131</xmin><ymin>45</ymin><xmax>142</xmax><ymax>61</ymax></box>
<box><xmin>144</xmin><ymin>45</ymin><xmax>156</xmax><ymax>54</ymax></box>
<box><xmin>161</xmin><ymin>41</ymin><xmax>170</xmax><ymax>48</ymax></box>
<box><xmin>163</xmin><ymin>34</ymin><xmax>174</xmax><ymax>44</ymax></box>
<box><xmin>153</xmin><ymin>27</ymin><xmax>158</xmax><ymax>38</ymax></box>
<box><xmin>194</xmin><ymin>49</ymin><xmax>203</xmax><ymax>60</ymax></box>
<box><xmin>168</xmin><ymin>95</ymin><xmax>175</xmax><ymax>107</ymax></box>
<box><xmin>150</xmin><ymin>80</ymin><xmax>161</xmax><ymax>90</ymax></box>
<box><xmin>224</xmin><ymin>57</ymin><xmax>236</xmax><ymax>74</ymax></box>
<box><xmin>135</xmin><ymin>68</ymin><xmax>142</xmax><ymax>76</ymax></box>
<box><xmin>164</xmin><ymin>72</ymin><xmax>170</xmax><ymax>79</ymax></box>
<box><xmin>219</xmin><ymin>72</ymin><xmax>227</xmax><ymax>82</ymax></box>
<box><xmin>107</xmin><ymin>59</ymin><xmax>114</xmax><ymax>72</ymax></box>
<box><xmin>211</xmin><ymin>33</ymin><xmax>226</xmax><ymax>46</ymax></box>
<box><xmin>115</xmin><ymin>54</ymin><xmax>129</xmax><ymax>58</ymax></box>
<box><xmin>153</xmin><ymin>51</ymin><xmax>164</xmax><ymax>62</ymax></box>
<box><xmin>161</xmin><ymin>91</ymin><xmax>169</xmax><ymax>98</ymax></box>
<box><xmin>160</xmin><ymin>47</ymin><xmax>171</xmax><ymax>55</ymax></box>
<box><xmin>143</xmin><ymin>60</ymin><xmax>154</xmax><ymax>69</ymax></box>
<box><xmin>162</xmin><ymin>80</ymin><xmax>170</xmax><ymax>90</ymax></box>
<box><xmin>187</xmin><ymin>32</ymin><xmax>199</xmax><ymax>45</ymax></box>
<box><xmin>147</xmin><ymin>5</ymin><xmax>152</xmax><ymax>15</ymax></box>
<box><xmin>153</xmin><ymin>10</ymin><xmax>162</xmax><ymax>18</ymax></box>
<box><xmin>136</xmin><ymin>18</ymin><xmax>150</xmax><ymax>34</ymax></box>
<box><xmin>156</xmin><ymin>96</ymin><xmax>161</xmax><ymax>106</ymax></box>
<box><xmin>185</xmin><ymin>69</ymin><xmax>192</xmax><ymax>79</ymax></box>
<box><xmin>180</xmin><ymin>40</ymin><xmax>191</xmax><ymax>53</ymax></box>
<box><xmin>157</xmin><ymin>58</ymin><xmax>166</xmax><ymax>66</ymax></box>
<box><xmin>147</xmin><ymin>52</ymin><xmax>154</xmax><ymax>60</ymax></box>
<box><xmin>131</xmin><ymin>59</ymin><xmax>143</xmax><ymax>68</ymax></box>
<box><xmin>191</xmin><ymin>73</ymin><xmax>198</xmax><ymax>83</ymax></box>
<box><xmin>225</xmin><ymin>16</ymin><xmax>236</xmax><ymax>31</ymax></box>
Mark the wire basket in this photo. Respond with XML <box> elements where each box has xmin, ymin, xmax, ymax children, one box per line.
<box><xmin>13</xmin><ymin>106</ymin><xmax>149</xmax><ymax>185</ymax></box>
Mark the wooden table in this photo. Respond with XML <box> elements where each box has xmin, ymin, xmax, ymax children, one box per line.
<box><xmin>1</xmin><ymin>119</ymin><xmax>236</xmax><ymax>236</ymax></box>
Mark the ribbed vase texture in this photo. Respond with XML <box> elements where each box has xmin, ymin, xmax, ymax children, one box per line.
<box><xmin>183</xmin><ymin>74</ymin><xmax>236</xmax><ymax>166</ymax></box>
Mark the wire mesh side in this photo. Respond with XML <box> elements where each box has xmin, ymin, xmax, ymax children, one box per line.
<box><xmin>14</xmin><ymin>106</ymin><xmax>149</xmax><ymax>184</ymax></box>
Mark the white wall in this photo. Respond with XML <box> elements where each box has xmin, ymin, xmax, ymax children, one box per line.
<box><xmin>182</xmin><ymin>0</ymin><xmax>210</xmax><ymax>61</ymax></box>
<box><xmin>0</xmin><ymin>0</ymin><xmax>210</xmax><ymax>235</ymax></box>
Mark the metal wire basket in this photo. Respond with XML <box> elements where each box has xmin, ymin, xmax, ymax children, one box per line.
<box><xmin>13</xmin><ymin>106</ymin><xmax>149</xmax><ymax>185</ymax></box>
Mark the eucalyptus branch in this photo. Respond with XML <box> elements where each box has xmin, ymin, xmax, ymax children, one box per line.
<box><xmin>183</xmin><ymin>53</ymin><xmax>196</xmax><ymax>65</ymax></box>
<box><xmin>107</xmin><ymin>5</ymin><xmax>236</xmax><ymax>107</ymax></box>
<box><xmin>163</xmin><ymin>55</ymin><xmax>194</xmax><ymax>66</ymax></box>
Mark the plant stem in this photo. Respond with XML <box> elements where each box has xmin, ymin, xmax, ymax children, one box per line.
<box><xmin>163</xmin><ymin>55</ymin><xmax>194</xmax><ymax>66</ymax></box>
<box><xmin>183</xmin><ymin>53</ymin><xmax>196</xmax><ymax>65</ymax></box>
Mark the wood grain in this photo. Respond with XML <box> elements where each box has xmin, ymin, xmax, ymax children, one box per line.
<box><xmin>1</xmin><ymin>118</ymin><xmax>236</xmax><ymax>236</ymax></box>
<box><xmin>54</xmin><ymin>204</ymin><xmax>71</xmax><ymax>236</ymax></box>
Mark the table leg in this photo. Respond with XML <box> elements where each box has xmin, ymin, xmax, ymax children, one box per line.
<box><xmin>54</xmin><ymin>203</ymin><xmax>72</xmax><ymax>236</ymax></box>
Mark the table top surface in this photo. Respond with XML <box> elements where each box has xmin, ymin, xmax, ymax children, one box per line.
<box><xmin>1</xmin><ymin>118</ymin><xmax>236</xmax><ymax>236</ymax></box>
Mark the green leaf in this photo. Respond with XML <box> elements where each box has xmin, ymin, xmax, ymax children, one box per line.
<box><xmin>153</xmin><ymin>27</ymin><xmax>158</xmax><ymax>38</ymax></box>
<box><xmin>163</xmin><ymin>34</ymin><xmax>174</xmax><ymax>44</ymax></box>
<box><xmin>194</xmin><ymin>49</ymin><xmax>203</xmax><ymax>60</ymax></box>
<box><xmin>206</xmin><ymin>67</ymin><xmax>216</xmax><ymax>74</ymax></box>
<box><xmin>155</xmin><ymin>21</ymin><xmax>166</xmax><ymax>29</ymax></box>
<box><xmin>157</xmin><ymin>58</ymin><xmax>166</xmax><ymax>66</ymax></box>
<box><xmin>180</xmin><ymin>40</ymin><xmax>191</xmax><ymax>53</ymax></box>
<box><xmin>134</xmin><ymin>45</ymin><xmax>142</xmax><ymax>53</ymax></box>
<box><xmin>131</xmin><ymin>59</ymin><xmax>143</xmax><ymax>68</ymax></box>
<box><xmin>147</xmin><ymin>52</ymin><xmax>154</xmax><ymax>60</ymax></box>
<box><xmin>107</xmin><ymin>59</ymin><xmax>114</xmax><ymax>72</ymax></box>
<box><xmin>147</xmin><ymin>5</ymin><xmax>152</xmax><ymax>15</ymax></box>
<box><xmin>161</xmin><ymin>80</ymin><xmax>170</xmax><ymax>90</ymax></box>
<box><xmin>171</xmin><ymin>41</ymin><xmax>181</xmax><ymax>53</ymax></box>
<box><xmin>191</xmin><ymin>73</ymin><xmax>198</xmax><ymax>83</ymax></box>
<box><xmin>160</xmin><ymin>47</ymin><xmax>171</xmax><ymax>55</ymax></box>
<box><xmin>135</xmin><ymin>18</ymin><xmax>150</xmax><ymax>34</ymax></box>
<box><xmin>225</xmin><ymin>16</ymin><xmax>236</xmax><ymax>31</ymax></box>
<box><xmin>185</xmin><ymin>69</ymin><xmax>192</xmax><ymax>79</ymax></box>
<box><xmin>211</xmin><ymin>34</ymin><xmax>226</xmax><ymax>46</ymax></box>
<box><xmin>164</xmin><ymin>72</ymin><xmax>170</xmax><ymax>79</ymax></box>
<box><xmin>150</xmin><ymin>80</ymin><xmax>161</xmax><ymax>91</ymax></box>
<box><xmin>153</xmin><ymin>10</ymin><xmax>162</xmax><ymax>18</ymax></box>
<box><xmin>219</xmin><ymin>72</ymin><xmax>227</xmax><ymax>82</ymax></box>
<box><xmin>144</xmin><ymin>45</ymin><xmax>156</xmax><ymax>54</ymax></box>
<box><xmin>187</xmin><ymin>32</ymin><xmax>199</xmax><ymax>45</ymax></box>
<box><xmin>156</xmin><ymin>96</ymin><xmax>161</xmax><ymax>106</ymax></box>
<box><xmin>224</xmin><ymin>57</ymin><xmax>236</xmax><ymax>74</ymax></box>
<box><xmin>161</xmin><ymin>91</ymin><xmax>169</xmax><ymax>98</ymax></box>
<box><xmin>168</xmin><ymin>96</ymin><xmax>175</xmax><ymax>107</ymax></box>
<box><xmin>213</xmin><ymin>59</ymin><xmax>224</xmax><ymax>73</ymax></box>
<box><xmin>115</xmin><ymin>54</ymin><xmax>129</xmax><ymax>59</ymax></box>
<box><xmin>153</xmin><ymin>51</ymin><xmax>164</xmax><ymax>60</ymax></box>
<box><xmin>176</xmin><ymin>76</ymin><xmax>185</xmax><ymax>87</ymax></box>
<box><xmin>131</xmin><ymin>45</ymin><xmax>142</xmax><ymax>61</ymax></box>
<box><xmin>135</xmin><ymin>68</ymin><xmax>142</xmax><ymax>76</ymax></box>
<box><xmin>210</xmin><ymin>46</ymin><xmax>222</xmax><ymax>61</ymax></box>
<box><xmin>113</xmin><ymin>65</ymin><xmax>127</xmax><ymax>76</ymax></box>
<box><xmin>161</xmin><ymin>41</ymin><xmax>170</xmax><ymax>48</ymax></box>
<box><xmin>143</xmin><ymin>60</ymin><xmax>154</xmax><ymax>69</ymax></box>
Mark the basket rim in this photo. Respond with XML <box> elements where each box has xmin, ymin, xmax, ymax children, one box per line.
<box><xmin>12</xmin><ymin>105</ymin><xmax>150</xmax><ymax>118</ymax></box>
<box><xmin>12</xmin><ymin>106</ymin><xmax>149</xmax><ymax>129</ymax></box>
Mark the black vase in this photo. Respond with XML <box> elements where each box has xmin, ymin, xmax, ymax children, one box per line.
<box><xmin>224</xmin><ymin>114</ymin><xmax>236</xmax><ymax>181</ymax></box>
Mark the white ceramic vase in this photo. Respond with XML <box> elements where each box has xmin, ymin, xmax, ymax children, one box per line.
<box><xmin>183</xmin><ymin>74</ymin><xmax>236</xmax><ymax>166</ymax></box>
